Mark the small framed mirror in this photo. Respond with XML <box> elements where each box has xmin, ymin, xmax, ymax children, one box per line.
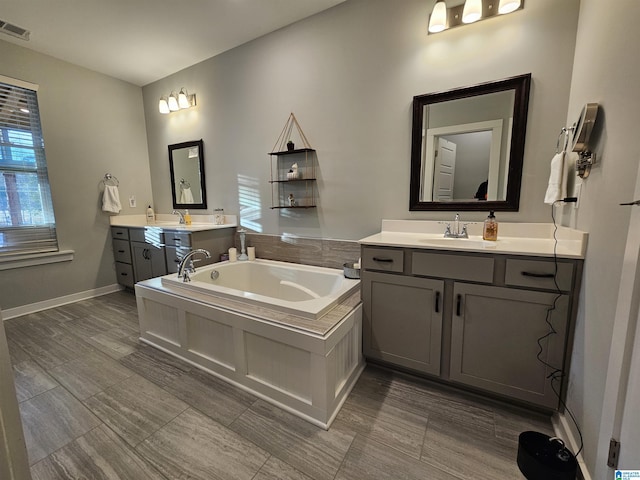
<box><xmin>168</xmin><ymin>139</ymin><xmax>207</xmax><ymax>209</ymax></box>
<box><xmin>410</xmin><ymin>74</ymin><xmax>531</xmax><ymax>211</ymax></box>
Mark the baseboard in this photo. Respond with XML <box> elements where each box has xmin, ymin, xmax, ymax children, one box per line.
<box><xmin>1</xmin><ymin>284</ymin><xmax>124</xmax><ymax>320</ymax></box>
<box><xmin>553</xmin><ymin>411</ymin><xmax>592</xmax><ymax>480</ymax></box>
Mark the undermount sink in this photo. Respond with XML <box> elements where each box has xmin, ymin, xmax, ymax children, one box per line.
<box><xmin>419</xmin><ymin>237</ymin><xmax>500</xmax><ymax>249</ymax></box>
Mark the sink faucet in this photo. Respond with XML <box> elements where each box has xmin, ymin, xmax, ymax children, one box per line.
<box><xmin>177</xmin><ymin>248</ymin><xmax>211</xmax><ymax>282</ymax></box>
<box><xmin>172</xmin><ymin>209</ymin><xmax>185</xmax><ymax>224</ymax></box>
<box><xmin>444</xmin><ymin>213</ymin><xmax>468</xmax><ymax>238</ymax></box>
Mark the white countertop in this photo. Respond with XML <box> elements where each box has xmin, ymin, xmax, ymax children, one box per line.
<box><xmin>359</xmin><ymin>220</ymin><xmax>588</xmax><ymax>259</ymax></box>
<box><xmin>110</xmin><ymin>214</ymin><xmax>237</xmax><ymax>232</ymax></box>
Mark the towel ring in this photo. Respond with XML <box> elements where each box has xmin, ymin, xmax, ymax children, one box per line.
<box><xmin>102</xmin><ymin>173</ymin><xmax>119</xmax><ymax>187</ymax></box>
<box><xmin>555</xmin><ymin>127</ymin><xmax>574</xmax><ymax>154</ymax></box>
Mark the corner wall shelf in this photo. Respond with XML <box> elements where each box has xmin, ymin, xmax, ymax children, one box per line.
<box><xmin>269</xmin><ymin>114</ymin><xmax>317</xmax><ymax>210</ymax></box>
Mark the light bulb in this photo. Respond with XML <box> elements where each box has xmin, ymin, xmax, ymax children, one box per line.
<box><xmin>428</xmin><ymin>1</ymin><xmax>447</xmax><ymax>33</ymax></box>
<box><xmin>168</xmin><ymin>92</ymin><xmax>179</xmax><ymax>111</ymax></box>
<box><xmin>462</xmin><ymin>0</ymin><xmax>482</xmax><ymax>23</ymax></box>
<box><xmin>159</xmin><ymin>97</ymin><xmax>170</xmax><ymax>114</ymax></box>
<box><xmin>498</xmin><ymin>0</ymin><xmax>521</xmax><ymax>14</ymax></box>
<box><xmin>178</xmin><ymin>88</ymin><xmax>190</xmax><ymax>109</ymax></box>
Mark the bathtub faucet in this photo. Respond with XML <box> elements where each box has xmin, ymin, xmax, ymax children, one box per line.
<box><xmin>177</xmin><ymin>248</ymin><xmax>211</xmax><ymax>282</ymax></box>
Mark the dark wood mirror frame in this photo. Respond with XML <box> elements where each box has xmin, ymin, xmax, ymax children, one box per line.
<box><xmin>409</xmin><ymin>74</ymin><xmax>531</xmax><ymax>211</ymax></box>
<box><xmin>169</xmin><ymin>139</ymin><xmax>207</xmax><ymax>210</ymax></box>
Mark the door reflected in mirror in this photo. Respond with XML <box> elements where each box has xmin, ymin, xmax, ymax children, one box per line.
<box><xmin>169</xmin><ymin>139</ymin><xmax>207</xmax><ymax>210</ymax></box>
<box><xmin>410</xmin><ymin>74</ymin><xmax>531</xmax><ymax>211</ymax></box>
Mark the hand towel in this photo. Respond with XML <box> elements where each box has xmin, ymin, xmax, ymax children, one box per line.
<box><xmin>544</xmin><ymin>152</ymin><xmax>566</xmax><ymax>204</ymax></box>
<box><xmin>180</xmin><ymin>187</ymin><xmax>194</xmax><ymax>204</ymax></box>
<box><xmin>102</xmin><ymin>185</ymin><xmax>122</xmax><ymax>213</ymax></box>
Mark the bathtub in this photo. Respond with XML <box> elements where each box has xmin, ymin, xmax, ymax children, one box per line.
<box><xmin>135</xmin><ymin>259</ymin><xmax>363</xmax><ymax>429</ymax></box>
<box><xmin>160</xmin><ymin>259</ymin><xmax>359</xmax><ymax>319</ymax></box>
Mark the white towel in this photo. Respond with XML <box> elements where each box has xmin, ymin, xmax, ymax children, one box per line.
<box><xmin>180</xmin><ymin>187</ymin><xmax>194</xmax><ymax>204</ymax></box>
<box><xmin>102</xmin><ymin>185</ymin><xmax>122</xmax><ymax>213</ymax></box>
<box><xmin>544</xmin><ymin>152</ymin><xmax>567</xmax><ymax>204</ymax></box>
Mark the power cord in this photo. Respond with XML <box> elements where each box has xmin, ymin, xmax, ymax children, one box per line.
<box><xmin>534</xmin><ymin>198</ymin><xmax>583</xmax><ymax>458</ymax></box>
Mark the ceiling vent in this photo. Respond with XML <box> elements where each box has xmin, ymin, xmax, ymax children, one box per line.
<box><xmin>0</xmin><ymin>19</ymin><xmax>30</xmax><ymax>41</ymax></box>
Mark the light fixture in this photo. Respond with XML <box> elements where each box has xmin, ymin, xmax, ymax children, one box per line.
<box><xmin>427</xmin><ymin>0</ymin><xmax>524</xmax><ymax>35</ymax></box>
<box><xmin>159</xmin><ymin>96</ymin><xmax>170</xmax><ymax>114</ymax></box>
<box><xmin>428</xmin><ymin>1</ymin><xmax>447</xmax><ymax>33</ymax></box>
<box><xmin>178</xmin><ymin>88</ymin><xmax>190</xmax><ymax>109</ymax></box>
<box><xmin>462</xmin><ymin>0</ymin><xmax>483</xmax><ymax>23</ymax></box>
<box><xmin>498</xmin><ymin>0</ymin><xmax>521</xmax><ymax>14</ymax></box>
<box><xmin>168</xmin><ymin>92</ymin><xmax>179</xmax><ymax>112</ymax></box>
<box><xmin>158</xmin><ymin>88</ymin><xmax>196</xmax><ymax>114</ymax></box>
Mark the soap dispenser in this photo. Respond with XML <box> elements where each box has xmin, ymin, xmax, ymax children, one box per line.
<box><xmin>146</xmin><ymin>205</ymin><xmax>155</xmax><ymax>224</ymax></box>
<box><xmin>184</xmin><ymin>209</ymin><xmax>192</xmax><ymax>225</ymax></box>
<box><xmin>483</xmin><ymin>211</ymin><xmax>498</xmax><ymax>241</ymax></box>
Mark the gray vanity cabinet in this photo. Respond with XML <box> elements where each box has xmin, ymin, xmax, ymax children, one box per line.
<box><xmin>131</xmin><ymin>241</ymin><xmax>167</xmax><ymax>282</ymax></box>
<box><xmin>450</xmin><ymin>283</ymin><xmax>569</xmax><ymax>409</ymax></box>
<box><xmin>360</xmin><ymin>244</ymin><xmax>582</xmax><ymax>410</ymax></box>
<box><xmin>362</xmin><ymin>272</ymin><xmax>443</xmax><ymax>375</ymax></box>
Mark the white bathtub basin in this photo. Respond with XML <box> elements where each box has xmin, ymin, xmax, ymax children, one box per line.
<box><xmin>161</xmin><ymin>258</ymin><xmax>360</xmax><ymax>319</ymax></box>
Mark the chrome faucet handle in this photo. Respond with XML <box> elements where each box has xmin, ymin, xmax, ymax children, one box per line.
<box><xmin>444</xmin><ymin>224</ymin><xmax>452</xmax><ymax>237</ymax></box>
<box><xmin>182</xmin><ymin>270</ymin><xmax>192</xmax><ymax>282</ymax></box>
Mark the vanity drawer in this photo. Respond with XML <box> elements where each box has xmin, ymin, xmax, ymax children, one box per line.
<box><xmin>412</xmin><ymin>251</ymin><xmax>494</xmax><ymax>283</ymax></box>
<box><xmin>165</xmin><ymin>245</ymin><xmax>193</xmax><ymax>273</ymax></box>
<box><xmin>505</xmin><ymin>258</ymin><xmax>574</xmax><ymax>292</ymax></box>
<box><xmin>129</xmin><ymin>228</ymin><xmax>165</xmax><ymax>244</ymax></box>
<box><xmin>164</xmin><ymin>231</ymin><xmax>192</xmax><ymax>247</ymax></box>
<box><xmin>111</xmin><ymin>227</ymin><xmax>129</xmax><ymax>240</ymax></box>
<box><xmin>115</xmin><ymin>262</ymin><xmax>134</xmax><ymax>288</ymax></box>
<box><xmin>112</xmin><ymin>239</ymin><xmax>131</xmax><ymax>264</ymax></box>
<box><xmin>362</xmin><ymin>247</ymin><xmax>404</xmax><ymax>273</ymax></box>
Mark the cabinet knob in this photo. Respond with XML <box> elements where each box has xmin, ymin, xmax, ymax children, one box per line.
<box><xmin>435</xmin><ymin>291</ymin><xmax>440</xmax><ymax>313</ymax></box>
<box><xmin>456</xmin><ymin>294</ymin><xmax>462</xmax><ymax>316</ymax></box>
<box><xmin>372</xmin><ymin>257</ymin><xmax>393</xmax><ymax>263</ymax></box>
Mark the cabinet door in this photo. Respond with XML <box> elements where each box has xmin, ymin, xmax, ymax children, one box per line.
<box><xmin>450</xmin><ymin>283</ymin><xmax>569</xmax><ymax>409</ymax></box>
<box><xmin>131</xmin><ymin>242</ymin><xmax>167</xmax><ymax>282</ymax></box>
<box><xmin>362</xmin><ymin>271</ymin><xmax>443</xmax><ymax>376</ymax></box>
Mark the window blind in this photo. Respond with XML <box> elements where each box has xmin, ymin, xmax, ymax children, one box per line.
<box><xmin>0</xmin><ymin>77</ymin><xmax>58</xmax><ymax>255</ymax></box>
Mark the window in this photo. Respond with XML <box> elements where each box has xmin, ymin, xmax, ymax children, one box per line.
<box><xmin>0</xmin><ymin>75</ymin><xmax>58</xmax><ymax>256</ymax></box>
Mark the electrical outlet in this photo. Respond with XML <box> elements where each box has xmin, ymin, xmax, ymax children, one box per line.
<box><xmin>129</xmin><ymin>195</ymin><xmax>136</xmax><ymax>208</ymax></box>
<box><xmin>574</xmin><ymin>184</ymin><xmax>582</xmax><ymax>209</ymax></box>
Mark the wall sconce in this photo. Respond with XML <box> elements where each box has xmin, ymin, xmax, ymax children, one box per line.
<box><xmin>428</xmin><ymin>0</ymin><xmax>523</xmax><ymax>34</ymax></box>
<box><xmin>158</xmin><ymin>88</ymin><xmax>196</xmax><ymax>114</ymax></box>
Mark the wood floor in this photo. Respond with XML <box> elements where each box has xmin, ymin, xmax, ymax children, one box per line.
<box><xmin>5</xmin><ymin>291</ymin><xmax>553</xmax><ymax>479</ymax></box>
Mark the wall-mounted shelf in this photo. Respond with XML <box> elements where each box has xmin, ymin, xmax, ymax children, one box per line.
<box><xmin>269</xmin><ymin>114</ymin><xmax>317</xmax><ymax>210</ymax></box>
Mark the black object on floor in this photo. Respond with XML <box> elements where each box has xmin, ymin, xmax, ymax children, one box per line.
<box><xmin>517</xmin><ymin>431</ymin><xmax>578</xmax><ymax>480</ymax></box>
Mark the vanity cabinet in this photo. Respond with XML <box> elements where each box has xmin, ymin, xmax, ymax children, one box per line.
<box><xmin>363</xmin><ymin>272</ymin><xmax>443</xmax><ymax>375</ymax></box>
<box><xmin>361</xmin><ymin>245</ymin><xmax>581</xmax><ymax>410</ymax></box>
<box><xmin>111</xmin><ymin>226</ymin><xmax>235</xmax><ymax>288</ymax></box>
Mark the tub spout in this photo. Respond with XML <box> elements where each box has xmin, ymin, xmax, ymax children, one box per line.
<box><xmin>177</xmin><ymin>248</ymin><xmax>211</xmax><ymax>282</ymax></box>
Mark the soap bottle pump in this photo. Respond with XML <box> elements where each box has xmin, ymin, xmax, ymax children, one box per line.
<box><xmin>146</xmin><ymin>205</ymin><xmax>155</xmax><ymax>224</ymax></box>
<box><xmin>184</xmin><ymin>209</ymin><xmax>192</xmax><ymax>225</ymax></box>
<box><xmin>483</xmin><ymin>211</ymin><xmax>498</xmax><ymax>241</ymax></box>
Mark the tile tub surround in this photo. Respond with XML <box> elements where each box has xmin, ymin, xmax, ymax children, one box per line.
<box><xmin>7</xmin><ymin>291</ymin><xmax>559</xmax><ymax>479</ymax></box>
<box><xmin>235</xmin><ymin>232</ymin><xmax>361</xmax><ymax>270</ymax></box>
<box><xmin>135</xmin><ymin>275</ymin><xmax>364</xmax><ymax>429</ymax></box>
<box><xmin>360</xmin><ymin>219</ymin><xmax>588</xmax><ymax>259</ymax></box>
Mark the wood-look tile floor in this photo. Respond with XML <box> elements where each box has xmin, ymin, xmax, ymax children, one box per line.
<box><xmin>6</xmin><ymin>291</ymin><xmax>554</xmax><ymax>479</ymax></box>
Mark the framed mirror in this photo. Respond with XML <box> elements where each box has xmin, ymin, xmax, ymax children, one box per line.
<box><xmin>410</xmin><ymin>74</ymin><xmax>531</xmax><ymax>211</ymax></box>
<box><xmin>168</xmin><ymin>139</ymin><xmax>207</xmax><ymax>209</ymax></box>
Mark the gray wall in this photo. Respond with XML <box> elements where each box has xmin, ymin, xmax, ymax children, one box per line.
<box><xmin>142</xmin><ymin>0</ymin><xmax>580</xmax><ymax>239</ymax></box>
<box><xmin>0</xmin><ymin>41</ymin><xmax>153</xmax><ymax>310</ymax></box>
<box><xmin>561</xmin><ymin>0</ymin><xmax>640</xmax><ymax>475</ymax></box>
